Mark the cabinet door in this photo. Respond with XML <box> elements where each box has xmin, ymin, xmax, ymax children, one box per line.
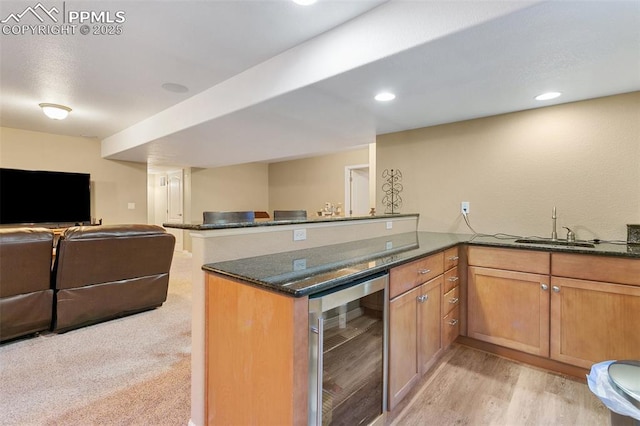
<box><xmin>388</xmin><ymin>286</ymin><xmax>420</xmax><ymax>410</ymax></box>
<box><xmin>550</xmin><ymin>277</ymin><xmax>640</xmax><ymax>369</ymax></box>
<box><xmin>418</xmin><ymin>276</ymin><xmax>442</xmax><ymax>374</ymax></box>
<box><xmin>468</xmin><ymin>266</ymin><xmax>550</xmax><ymax>357</ymax></box>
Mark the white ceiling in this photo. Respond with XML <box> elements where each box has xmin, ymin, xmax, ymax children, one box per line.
<box><xmin>1</xmin><ymin>0</ymin><xmax>639</xmax><ymax>170</ymax></box>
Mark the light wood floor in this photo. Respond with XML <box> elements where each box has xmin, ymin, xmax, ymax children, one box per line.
<box><xmin>389</xmin><ymin>344</ymin><xmax>609</xmax><ymax>426</ymax></box>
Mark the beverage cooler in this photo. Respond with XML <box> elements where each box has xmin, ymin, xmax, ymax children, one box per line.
<box><xmin>308</xmin><ymin>273</ymin><xmax>388</xmax><ymax>426</ymax></box>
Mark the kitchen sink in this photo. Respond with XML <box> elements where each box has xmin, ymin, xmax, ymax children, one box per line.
<box><xmin>514</xmin><ymin>239</ymin><xmax>595</xmax><ymax>248</ymax></box>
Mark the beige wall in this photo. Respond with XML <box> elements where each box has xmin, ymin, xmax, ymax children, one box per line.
<box><xmin>0</xmin><ymin>127</ymin><xmax>148</xmax><ymax>225</ymax></box>
<box><xmin>377</xmin><ymin>92</ymin><xmax>640</xmax><ymax>241</ymax></box>
<box><xmin>190</xmin><ymin>163</ymin><xmax>269</xmax><ymax>224</ymax></box>
<box><xmin>268</xmin><ymin>147</ymin><xmax>369</xmax><ymax>217</ymax></box>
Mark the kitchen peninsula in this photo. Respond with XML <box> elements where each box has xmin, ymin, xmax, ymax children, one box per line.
<box><xmin>165</xmin><ymin>211</ymin><xmax>640</xmax><ymax>426</ymax></box>
<box><xmin>165</xmin><ymin>213</ymin><xmax>421</xmax><ymax>426</ymax></box>
<box><xmin>194</xmin><ymin>226</ymin><xmax>639</xmax><ymax>426</ymax></box>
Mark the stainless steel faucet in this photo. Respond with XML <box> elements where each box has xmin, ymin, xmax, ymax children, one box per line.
<box><xmin>551</xmin><ymin>206</ymin><xmax>558</xmax><ymax>241</ymax></box>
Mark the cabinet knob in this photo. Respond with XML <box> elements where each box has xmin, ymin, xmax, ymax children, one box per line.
<box><xmin>541</xmin><ymin>284</ymin><xmax>549</xmax><ymax>291</ymax></box>
<box><xmin>449</xmin><ymin>297</ymin><xmax>459</xmax><ymax>304</ymax></box>
<box><xmin>448</xmin><ymin>256</ymin><xmax>459</xmax><ymax>261</ymax></box>
<box><xmin>417</xmin><ymin>294</ymin><xmax>428</xmax><ymax>303</ymax></box>
<box><xmin>448</xmin><ymin>276</ymin><xmax>459</xmax><ymax>282</ymax></box>
<box><xmin>418</xmin><ymin>269</ymin><xmax>431</xmax><ymax>275</ymax></box>
<box><xmin>552</xmin><ymin>286</ymin><xmax>561</xmax><ymax>293</ymax></box>
<box><xmin>448</xmin><ymin>319</ymin><xmax>459</xmax><ymax>326</ymax></box>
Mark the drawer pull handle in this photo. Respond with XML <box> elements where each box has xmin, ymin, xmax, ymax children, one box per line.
<box><xmin>448</xmin><ymin>276</ymin><xmax>459</xmax><ymax>282</ymax></box>
<box><xmin>417</xmin><ymin>294</ymin><xmax>428</xmax><ymax>303</ymax></box>
<box><xmin>418</xmin><ymin>269</ymin><xmax>431</xmax><ymax>275</ymax></box>
<box><xmin>448</xmin><ymin>256</ymin><xmax>459</xmax><ymax>261</ymax></box>
<box><xmin>552</xmin><ymin>286</ymin><xmax>561</xmax><ymax>293</ymax></box>
<box><xmin>449</xmin><ymin>297</ymin><xmax>459</xmax><ymax>304</ymax></box>
<box><xmin>448</xmin><ymin>319</ymin><xmax>459</xmax><ymax>326</ymax></box>
<box><xmin>541</xmin><ymin>284</ymin><xmax>549</xmax><ymax>291</ymax></box>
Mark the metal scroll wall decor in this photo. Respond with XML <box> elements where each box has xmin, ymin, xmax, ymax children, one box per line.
<box><xmin>382</xmin><ymin>169</ymin><xmax>403</xmax><ymax>214</ymax></box>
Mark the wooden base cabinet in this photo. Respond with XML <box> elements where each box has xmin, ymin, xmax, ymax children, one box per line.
<box><xmin>467</xmin><ymin>247</ymin><xmax>640</xmax><ymax>373</ymax></box>
<box><xmin>468</xmin><ymin>266</ymin><xmax>550</xmax><ymax>357</ymax></box>
<box><xmin>388</xmin><ymin>276</ymin><xmax>442</xmax><ymax>410</ymax></box>
<box><xmin>388</xmin><ymin>251</ymin><xmax>445</xmax><ymax>411</ymax></box>
<box><xmin>467</xmin><ymin>247</ymin><xmax>551</xmax><ymax>358</ymax></box>
<box><xmin>551</xmin><ymin>253</ymin><xmax>640</xmax><ymax>369</ymax></box>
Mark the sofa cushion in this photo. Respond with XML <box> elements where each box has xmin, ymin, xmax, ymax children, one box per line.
<box><xmin>54</xmin><ymin>224</ymin><xmax>175</xmax><ymax>290</ymax></box>
<box><xmin>52</xmin><ymin>224</ymin><xmax>175</xmax><ymax>332</ymax></box>
<box><xmin>0</xmin><ymin>290</ymin><xmax>53</xmax><ymax>341</ymax></box>
<box><xmin>0</xmin><ymin>228</ymin><xmax>53</xmax><ymax>297</ymax></box>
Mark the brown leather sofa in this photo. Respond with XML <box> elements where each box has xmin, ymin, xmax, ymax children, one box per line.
<box><xmin>52</xmin><ymin>224</ymin><xmax>175</xmax><ymax>333</ymax></box>
<box><xmin>0</xmin><ymin>228</ymin><xmax>55</xmax><ymax>342</ymax></box>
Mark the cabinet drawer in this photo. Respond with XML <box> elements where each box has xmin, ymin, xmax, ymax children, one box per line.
<box><xmin>442</xmin><ymin>286</ymin><xmax>460</xmax><ymax>316</ymax></box>
<box><xmin>468</xmin><ymin>246</ymin><xmax>550</xmax><ymax>274</ymax></box>
<box><xmin>390</xmin><ymin>252</ymin><xmax>444</xmax><ymax>299</ymax></box>
<box><xmin>442</xmin><ymin>306</ymin><xmax>460</xmax><ymax>348</ymax></box>
<box><xmin>444</xmin><ymin>246</ymin><xmax>459</xmax><ymax>271</ymax></box>
<box><xmin>552</xmin><ymin>253</ymin><xmax>640</xmax><ymax>286</ymax></box>
<box><xmin>443</xmin><ymin>266</ymin><xmax>460</xmax><ymax>294</ymax></box>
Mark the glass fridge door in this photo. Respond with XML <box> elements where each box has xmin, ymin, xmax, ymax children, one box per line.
<box><xmin>309</xmin><ymin>274</ymin><xmax>388</xmax><ymax>426</ymax></box>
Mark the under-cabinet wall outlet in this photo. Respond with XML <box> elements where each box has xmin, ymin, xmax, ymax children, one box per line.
<box><xmin>293</xmin><ymin>228</ymin><xmax>307</xmax><ymax>241</ymax></box>
<box><xmin>461</xmin><ymin>201</ymin><xmax>470</xmax><ymax>214</ymax></box>
<box><xmin>386</xmin><ymin>221</ymin><xmax>393</xmax><ymax>230</ymax></box>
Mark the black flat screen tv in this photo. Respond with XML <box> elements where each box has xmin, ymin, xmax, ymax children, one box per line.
<box><xmin>0</xmin><ymin>168</ymin><xmax>91</xmax><ymax>225</ymax></box>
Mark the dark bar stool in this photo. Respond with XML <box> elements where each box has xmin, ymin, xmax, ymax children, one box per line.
<box><xmin>273</xmin><ymin>210</ymin><xmax>307</xmax><ymax>221</ymax></box>
<box><xmin>203</xmin><ymin>211</ymin><xmax>255</xmax><ymax>224</ymax></box>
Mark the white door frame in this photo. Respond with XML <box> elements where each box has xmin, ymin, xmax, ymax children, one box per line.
<box><xmin>344</xmin><ymin>164</ymin><xmax>370</xmax><ymax>217</ymax></box>
<box><xmin>166</xmin><ymin>170</ymin><xmax>184</xmax><ymax>251</ymax></box>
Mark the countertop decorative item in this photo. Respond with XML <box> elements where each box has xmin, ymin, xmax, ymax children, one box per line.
<box><xmin>382</xmin><ymin>168</ymin><xmax>403</xmax><ymax>214</ymax></box>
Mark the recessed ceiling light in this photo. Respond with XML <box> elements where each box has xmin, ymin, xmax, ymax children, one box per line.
<box><xmin>161</xmin><ymin>83</ymin><xmax>189</xmax><ymax>93</ymax></box>
<box><xmin>39</xmin><ymin>103</ymin><xmax>71</xmax><ymax>120</ymax></box>
<box><xmin>535</xmin><ymin>92</ymin><xmax>562</xmax><ymax>101</ymax></box>
<box><xmin>292</xmin><ymin>0</ymin><xmax>317</xmax><ymax>5</ymax></box>
<box><xmin>375</xmin><ymin>92</ymin><xmax>396</xmax><ymax>102</ymax></box>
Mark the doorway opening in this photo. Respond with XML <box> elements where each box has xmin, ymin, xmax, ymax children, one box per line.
<box><xmin>345</xmin><ymin>164</ymin><xmax>370</xmax><ymax>217</ymax></box>
<box><xmin>148</xmin><ymin>168</ymin><xmax>184</xmax><ymax>251</ymax></box>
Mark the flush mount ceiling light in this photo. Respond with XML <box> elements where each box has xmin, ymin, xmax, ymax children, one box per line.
<box><xmin>375</xmin><ymin>92</ymin><xmax>396</xmax><ymax>102</ymax></box>
<box><xmin>535</xmin><ymin>92</ymin><xmax>562</xmax><ymax>101</ymax></box>
<box><xmin>292</xmin><ymin>0</ymin><xmax>317</xmax><ymax>5</ymax></box>
<box><xmin>39</xmin><ymin>103</ymin><xmax>72</xmax><ymax>120</ymax></box>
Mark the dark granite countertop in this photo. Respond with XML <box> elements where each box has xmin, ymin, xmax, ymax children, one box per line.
<box><xmin>466</xmin><ymin>234</ymin><xmax>640</xmax><ymax>258</ymax></box>
<box><xmin>164</xmin><ymin>213</ymin><xmax>418</xmax><ymax>230</ymax></box>
<box><xmin>203</xmin><ymin>231</ymin><xmax>640</xmax><ymax>298</ymax></box>
<box><xmin>203</xmin><ymin>232</ymin><xmax>469</xmax><ymax>297</ymax></box>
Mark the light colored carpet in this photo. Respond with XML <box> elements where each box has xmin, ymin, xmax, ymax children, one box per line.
<box><xmin>0</xmin><ymin>251</ymin><xmax>193</xmax><ymax>426</ymax></box>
